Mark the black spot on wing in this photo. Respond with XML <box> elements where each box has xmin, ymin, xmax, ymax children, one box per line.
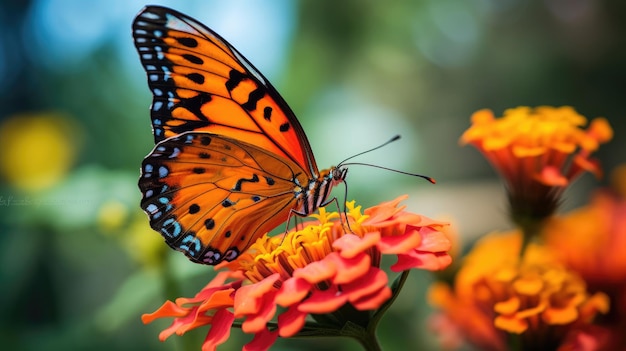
<box><xmin>189</xmin><ymin>204</ymin><xmax>200</xmax><ymax>214</ymax></box>
<box><xmin>205</xmin><ymin>218</ymin><xmax>215</xmax><ymax>230</ymax></box>
<box><xmin>177</xmin><ymin>37</ymin><xmax>198</xmax><ymax>48</ymax></box>
<box><xmin>182</xmin><ymin>54</ymin><xmax>203</xmax><ymax>65</ymax></box>
<box><xmin>232</xmin><ymin>174</ymin><xmax>259</xmax><ymax>191</ymax></box>
<box><xmin>200</xmin><ymin>136</ymin><xmax>212</xmax><ymax>146</ymax></box>
<box><xmin>279</xmin><ymin>123</ymin><xmax>290</xmax><ymax>132</ymax></box>
<box><xmin>225</xmin><ymin>70</ymin><xmax>246</xmax><ymax>91</ymax></box>
<box><xmin>241</xmin><ymin>88</ymin><xmax>265</xmax><ymax>111</ymax></box>
<box><xmin>263</xmin><ymin>106</ymin><xmax>272</xmax><ymax>121</ymax></box>
<box><xmin>187</xmin><ymin>73</ymin><xmax>205</xmax><ymax>84</ymax></box>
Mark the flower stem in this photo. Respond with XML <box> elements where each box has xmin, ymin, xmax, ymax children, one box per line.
<box><xmin>370</xmin><ymin>270</ymin><xmax>410</xmax><ymax>328</ymax></box>
<box><xmin>350</xmin><ymin>324</ymin><xmax>382</xmax><ymax>351</ymax></box>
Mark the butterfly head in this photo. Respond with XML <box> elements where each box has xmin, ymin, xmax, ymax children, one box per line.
<box><xmin>330</xmin><ymin>166</ymin><xmax>348</xmax><ymax>185</ymax></box>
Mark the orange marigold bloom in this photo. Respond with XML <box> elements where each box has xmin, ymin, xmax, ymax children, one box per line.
<box><xmin>143</xmin><ymin>196</ymin><xmax>451</xmax><ymax>350</ymax></box>
<box><xmin>428</xmin><ymin>231</ymin><xmax>609</xmax><ymax>351</ymax></box>
<box><xmin>460</xmin><ymin>106</ymin><xmax>613</xmax><ymax>224</ymax></box>
<box><xmin>545</xmin><ymin>164</ymin><xmax>626</xmax><ymax>349</ymax></box>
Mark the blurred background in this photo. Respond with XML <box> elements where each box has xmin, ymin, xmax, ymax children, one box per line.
<box><xmin>1</xmin><ymin>0</ymin><xmax>624</xmax><ymax>350</ymax></box>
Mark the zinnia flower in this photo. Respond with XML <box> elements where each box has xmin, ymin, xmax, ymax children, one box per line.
<box><xmin>428</xmin><ymin>231</ymin><xmax>609</xmax><ymax>351</ymax></box>
<box><xmin>460</xmin><ymin>106</ymin><xmax>612</xmax><ymax>231</ymax></box>
<box><xmin>142</xmin><ymin>196</ymin><xmax>451</xmax><ymax>350</ymax></box>
<box><xmin>545</xmin><ymin>164</ymin><xmax>626</xmax><ymax>349</ymax></box>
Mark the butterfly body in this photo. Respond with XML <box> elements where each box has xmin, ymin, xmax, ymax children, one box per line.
<box><xmin>133</xmin><ymin>6</ymin><xmax>346</xmax><ymax>264</ymax></box>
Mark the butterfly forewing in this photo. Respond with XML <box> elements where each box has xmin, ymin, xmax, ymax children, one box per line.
<box><xmin>133</xmin><ymin>6</ymin><xmax>346</xmax><ymax>265</ymax></box>
<box><xmin>132</xmin><ymin>6</ymin><xmax>318</xmax><ymax>174</ymax></box>
<box><xmin>140</xmin><ymin>132</ymin><xmax>309</xmax><ymax>264</ymax></box>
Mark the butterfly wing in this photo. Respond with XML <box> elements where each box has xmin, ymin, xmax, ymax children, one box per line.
<box><xmin>140</xmin><ymin>132</ymin><xmax>309</xmax><ymax>264</ymax></box>
<box><xmin>133</xmin><ymin>6</ymin><xmax>318</xmax><ymax>176</ymax></box>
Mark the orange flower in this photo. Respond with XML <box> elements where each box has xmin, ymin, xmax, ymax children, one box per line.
<box><xmin>428</xmin><ymin>231</ymin><xmax>609</xmax><ymax>351</ymax></box>
<box><xmin>143</xmin><ymin>196</ymin><xmax>451</xmax><ymax>350</ymax></box>
<box><xmin>545</xmin><ymin>164</ymin><xmax>626</xmax><ymax>349</ymax></box>
<box><xmin>460</xmin><ymin>106</ymin><xmax>612</xmax><ymax>225</ymax></box>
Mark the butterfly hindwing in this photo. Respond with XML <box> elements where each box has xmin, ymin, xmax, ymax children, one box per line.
<box><xmin>132</xmin><ymin>6</ymin><xmax>318</xmax><ymax>175</ymax></box>
<box><xmin>139</xmin><ymin>132</ymin><xmax>309</xmax><ymax>264</ymax></box>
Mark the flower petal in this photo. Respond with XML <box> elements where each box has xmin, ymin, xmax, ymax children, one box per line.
<box><xmin>234</xmin><ymin>274</ymin><xmax>280</xmax><ymax>316</ymax></box>
<box><xmin>392</xmin><ymin>250</ymin><xmax>452</xmax><ymax>272</ymax></box>
<box><xmin>293</xmin><ymin>259</ymin><xmax>337</xmax><ymax>284</ymax></box>
<box><xmin>243</xmin><ymin>328</ymin><xmax>279</xmax><ymax>351</ymax></box>
<box><xmin>351</xmin><ymin>286</ymin><xmax>392</xmax><ymax>310</ymax></box>
<box><xmin>275</xmin><ymin>277</ymin><xmax>311</xmax><ymax>307</ymax></box>
<box><xmin>241</xmin><ymin>290</ymin><xmax>278</xmax><ymax>333</ymax></box>
<box><xmin>277</xmin><ymin>306</ymin><xmax>307</xmax><ymax>337</ymax></box>
<box><xmin>201</xmin><ymin>309</ymin><xmax>235</xmax><ymax>351</ymax></box>
<box><xmin>142</xmin><ymin>300</ymin><xmax>189</xmax><ymax>324</ymax></box>
<box><xmin>333</xmin><ymin>232</ymin><xmax>380</xmax><ymax>258</ymax></box>
<box><xmin>328</xmin><ymin>252</ymin><xmax>371</xmax><ymax>285</ymax></box>
<box><xmin>297</xmin><ymin>287</ymin><xmax>348</xmax><ymax>314</ymax></box>
<box><xmin>342</xmin><ymin>267</ymin><xmax>388</xmax><ymax>304</ymax></box>
<box><xmin>494</xmin><ymin>314</ymin><xmax>528</xmax><ymax>334</ymax></box>
<box><xmin>377</xmin><ymin>228</ymin><xmax>421</xmax><ymax>254</ymax></box>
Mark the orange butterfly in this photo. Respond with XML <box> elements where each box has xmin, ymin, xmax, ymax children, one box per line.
<box><xmin>133</xmin><ymin>6</ymin><xmax>347</xmax><ymax>264</ymax></box>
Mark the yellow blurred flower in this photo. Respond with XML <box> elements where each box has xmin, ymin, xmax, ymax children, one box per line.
<box><xmin>123</xmin><ymin>215</ymin><xmax>167</xmax><ymax>267</ymax></box>
<box><xmin>460</xmin><ymin>107</ymin><xmax>612</xmax><ymax>227</ymax></box>
<box><xmin>429</xmin><ymin>231</ymin><xmax>609</xmax><ymax>351</ymax></box>
<box><xmin>98</xmin><ymin>200</ymin><xmax>130</xmax><ymax>231</ymax></box>
<box><xmin>0</xmin><ymin>112</ymin><xmax>81</xmax><ymax>192</ymax></box>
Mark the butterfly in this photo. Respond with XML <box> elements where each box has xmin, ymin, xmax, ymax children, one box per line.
<box><xmin>132</xmin><ymin>6</ymin><xmax>347</xmax><ymax>265</ymax></box>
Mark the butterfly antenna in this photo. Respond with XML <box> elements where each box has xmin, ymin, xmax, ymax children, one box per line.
<box><xmin>337</xmin><ymin>135</ymin><xmax>436</xmax><ymax>184</ymax></box>
<box><xmin>340</xmin><ymin>162</ymin><xmax>435</xmax><ymax>184</ymax></box>
<box><xmin>337</xmin><ymin>135</ymin><xmax>401</xmax><ymax>167</ymax></box>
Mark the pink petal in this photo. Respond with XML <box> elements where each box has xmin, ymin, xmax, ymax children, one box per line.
<box><xmin>333</xmin><ymin>233</ymin><xmax>379</xmax><ymax>258</ymax></box>
<box><xmin>201</xmin><ymin>309</ymin><xmax>235</xmax><ymax>351</ymax></box>
<box><xmin>293</xmin><ymin>259</ymin><xmax>337</xmax><ymax>284</ymax></box>
<box><xmin>537</xmin><ymin>166</ymin><xmax>568</xmax><ymax>186</ymax></box>
<box><xmin>391</xmin><ymin>251</ymin><xmax>452</xmax><ymax>272</ymax></box>
<box><xmin>297</xmin><ymin>287</ymin><xmax>348</xmax><ymax>314</ymax></box>
<box><xmin>351</xmin><ymin>286</ymin><xmax>392</xmax><ymax>310</ymax></box>
<box><xmin>275</xmin><ymin>277</ymin><xmax>311</xmax><ymax>307</ymax></box>
<box><xmin>234</xmin><ymin>274</ymin><xmax>280</xmax><ymax>316</ymax></box>
<box><xmin>342</xmin><ymin>267</ymin><xmax>389</xmax><ymax>303</ymax></box>
<box><xmin>328</xmin><ymin>252</ymin><xmax>371</xmax><ymax>285</ymax></box>
<box><xmin>241</xmin><ymin>291</ymin><xmax>278</xmax><ymax>333</ymax></box>
<box><xmin>277</xmin><ymin>306</ymin><xmax>307</xmax><ymax>337</ymax></box>
<box><xmin>243</xmin><ymin>328</ymin><xmax>279</xmax><ymax>351</ymax></box>
<box><xmin>415</xmin><ymin>227</ymin><xmax>452</xmax><ymax>252</ymax></box>
<box><xmin>377</xmin><ymin>229</ymin><xmax>422</xmax><ymax>254</ymax></box>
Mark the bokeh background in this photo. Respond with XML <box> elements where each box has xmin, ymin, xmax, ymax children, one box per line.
<box><xmin>1</xmin><ymin>0</ymin><xmax>624</xmax><ymax>350</ymax></box>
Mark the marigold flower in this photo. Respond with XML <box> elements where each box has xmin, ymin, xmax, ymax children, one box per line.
<box><xmin>428</xmin><ymin>231</ymin><xmax>609</xmax><ymax>351</ymax></box>
<box><xmin>143</xmin><ymin>196</ymin><xmax>451</xmax><ymax>350</ymax></box>
<box><xmin>545</xmin><ymin>164</ymin><xmax>626</xmax><ymax>349</ymax></box>
<box><xmin>460</xmin><ymin>106</ymin><xmax>612</xmax><ymax>226</ymax></box>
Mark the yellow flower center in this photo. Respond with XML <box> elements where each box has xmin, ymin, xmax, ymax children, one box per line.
<box><xmin>232</xmin><ymin>203</ymin><xmax>368</xmax><ymax>284</ymax></box>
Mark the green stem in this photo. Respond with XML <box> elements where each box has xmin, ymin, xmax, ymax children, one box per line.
<box><xmin>516</xmin><ymin>217</ymin><xmax>544</xmax><ymax>257</ymax></box>
<box><xmin>370</xmin><ymin>270</ymin><xmax>410</xmax><ymax>329</ymax></box>
<box><xmin>351</xmin><ymin>325</ymin><xmax>383</xmax><ymax>351</ymax></box>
